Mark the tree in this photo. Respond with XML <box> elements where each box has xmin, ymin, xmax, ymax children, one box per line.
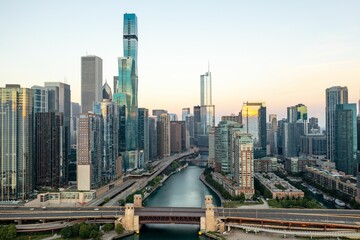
<box><xmin>118</xmin><ymin>199</ymin><xmax>126</xmax><ymax>206</ymax></box>
<box><xmin>79</xmin><ymin>224</ymin><xmax>91</xmax><ymax>239</ymax></box>
<box><xmin>90</xmin><ymin>230</ymin><xmax>101</xmax><ymax>240</ymax></box>
<box><xmin>102</xmin><ymin>223</ymin><xmax>114</xmax><ymax>232</ymax></box>
<box><xmin>104</xmin><ymin>197</ymin><xmax>110</xmax><ymax>203</ymax></box>
<box><xmin>60</xmin><ymin>226</ymin><xmax>73</xmax><ymax>239</ymax></box>
<box><xmin>115</xmin><ymin>223</ymin><xmax>125</xmax><ymax>234</ymax></box>
<box><xmin>71</xmin><ymin>223</ymin><xmax>81</xmax><ymax>236</ymax></box>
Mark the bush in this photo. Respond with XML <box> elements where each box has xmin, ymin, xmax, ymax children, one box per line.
<box><xmin>71</xmin><ymin>223</ymin><xmax>80</xmax><ymax>236</ymax></box>
<box><xmin>115</xmin><ymin>223</ymin><xmax>125</xmax><ymax>234</ymax></box>
<box><xmin>102</xmin><ymin>223</ymin><xmax>114</xmax><ymax>232</ymax></box>
<box><xmin>0</xmin><ymin>225</ymin><xmax>17</xmax><ymax>240</ymax></box>
<box><xmin>79</xmin><ymin>224</ymin><xmax>91</xmax><ymax>239</ymax></box>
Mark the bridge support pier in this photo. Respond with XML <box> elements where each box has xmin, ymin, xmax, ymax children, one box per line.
<box><xmin>121</xmin><ymin>203</ymin><xmax>140</xmax><ymax>232</ymax></box>
<box><xmin>205</xmin><ymin>204</ymin><xmax>216</xmax><ymax>232</ymax></box>
<box><xmin>134</xmin><ymin>194</ymin><xmax>142</xmax><ymax>208</ymax></box>
<box><xmin>15</xmin><ymin>220</ymin><xmax>22</xmax><ymax>225</ymax></box>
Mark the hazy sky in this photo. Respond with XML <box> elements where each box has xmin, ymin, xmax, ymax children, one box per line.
<box><xmin>1</xmin><ymin>0</ymin><xmax>360</xmax><ymax>127</ymax></box>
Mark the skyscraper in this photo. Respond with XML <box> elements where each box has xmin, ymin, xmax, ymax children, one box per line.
<box><xmin>102</xmin><ymin>82</ymin><xmax>112</xmax><ymax>100</ymax></box>
<box><xmin>234</xmin><ymin>132</ymin><xmax>254</xmax><ymax>199</ymax></box>
<box><xmin>77</xmin><ymin>112</ymin><xmax>102</xmax><ymax>190</ymax></box>
<box><xmin>35</xmin><ymin>112</ymin><xmax>61</xmax><ymax>188</ymax></box>
<box><xmin>148</xmin><ymin>116</ymin><xmax>158</xmax><ymax>160</ymax></box>
<box><xmin>45</xmin><ymin>82</ymin><xmax>71</xmax><ymax>185</ymax></box>
<box><xmin>157</xmin><ymin>113</ymin><xmax>170</xmax><ymax>158</ymax></box>
<box><xmin>93</xmin><ymin>100</ymin><xmax>118</xmax><ymax>181</ymax></box>
<box><xmin>241</xmin><ymin>102</ymin><xmax>266</xmax><ymax>148</ymax></box>
<box><xmin>113</xmin><ymin>13</ymin><xmax>139</xmax><ymax>171</ymax></box>
<box><xmin>138</xmin><ymin>108</ymin><xmax>149</xmax><ymax>164</ymax></box>
<box><xmin>0</xmin><ymin>85</ymin><xmax>33</xmax><ymax>200</ymax></box>
<box><xmin>70</xmin><ymin>102</ymin><xmax>80</xmax><ymax>146</ymax></box>
<box><xmin>334</xmin><ymin>103</ymin><xmax>357</xmax><ymax>175</ymax></box>
<box><xmin>31</xmin><ymin>85</ymin><xmax>48</xmax><ymax>113</ymax></box>
<box><xmin>182</xmin><ymin>108</ymin><xmax>190</xmax><ymax>121</ymax></box>
<box><xmin>200</xmin><ymin>69</ymin><xmax>215</xmax><ymax>139</ymax></box>
<box><xmin>81</xmin><ymin>55</ymin><xmax>103</xmax><ymax>113</ymax></box>
<box><xmin>326</xmin><ymin>86</ymin><xmax>348</xmax><ymax>160</ymax></box>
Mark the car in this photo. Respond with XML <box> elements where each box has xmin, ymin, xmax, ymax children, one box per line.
<box><xmin>29</xmin><ymin>208</ymin><xmax>34</xmax><ymax>211</ymax></box>
<box><xmin>42</xmin><ymin>206</ymin><xmax>47</xmax><ymax>210</ymax></box>
<box><xmin>94</xmin><ymin>208</ymin><xmax>99</xmax><ymax>211</ymax></box>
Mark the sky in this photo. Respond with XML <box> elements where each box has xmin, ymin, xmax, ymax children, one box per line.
<box><xmin>1</xmin><ymin>0</ymin><xmax>360</xmax><ymax>127</ymax></box>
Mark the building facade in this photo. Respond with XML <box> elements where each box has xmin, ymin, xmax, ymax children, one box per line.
<box><xmin>81</xmin><ymin>55</ymin><xmax>103</xmax><ymax>113</ymax></box>
<box><xmin>326</xmin><ymin>86</ymin><xmax>348</xmax><ymax>160</ymax></box>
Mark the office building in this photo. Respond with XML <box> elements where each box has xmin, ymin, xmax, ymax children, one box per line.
<box><xmin>335</xmin><ymin>103</ymin><xmax>357</xmax><ymax>176</ymax></box>
<box><xmin>233</xmin><ymin>133</ymin><xmax>254</xmax><ymax>198</ymax></box>
<box><xmin>0</xmin><ymin>85</ymin><xmax>33</xmax><ymax>200</ymax></box>
<box><xmin>182</xmin><ymin>108</ymin><xmax>190</xmax><ymax>121</ymax></box>
<box><xmin>170</xmin><ymin>121</ymin><xmax>182</xmax><ymax>153</ymax></box>
<box><xmin>70</xmin><ymin>102</ymin><xmax>80</xmax><ymax>146</ymax></box>
<box><xmin>102</xmin><ymin>82</ymin><xmax>112</xmax><ymax>100</ymax></box>
<box><xmin>241</xmin><ymin>102</ymin><xmax>266</xmax><ymax>154</ymax></box>
<box><xmin>326</xmin><ymin>86</ymin><xmax>348</xmax><ymax>160</ymax></box>
<box><xmin>221</xmin><ymin>113</ymin><xmax>242</xmax><ymax>125</ymax></box>
<box><xmin>169</xmin><ymin>113</ymin><xmax>178</xmax><ymax>121</ymax></box>
<box><xmin>208</xmin><ymin>128</ymin><xmax>215</xmax><ymax>167</ymax></box>
<box><xmin>309</xmin><ymin>117</ymin><xmax>320</xmax><ymax>132</ymax></box>
<box><xmin>138</xmin><ymin>108</ymin><xmax>149</xmax><ymax>165</ymax></box>
<box><xmin>300</xmin><ymin>133</ymin><xmax>327</xmax><ymax>156</ymax></box>
<box><xmin>152</xmin><ymin>109</ymin><xmax>168</xmax><ymax>120</ymax></box>
<box><xmin>35</xmin><ymin>112</ymin><xmax>62</xmax><ymax>188</ymax></box>
<box><xmin>157</xmin><ymin>113</ymin><xmax>170</xmax><ymax>158</ymax></box>
<box><xmin>186</xmin><ymin>115</ymin><xmax>195</xmax><ymax>146</ymax></box>
<box><xmin>31</xmin><ymin>85</ymin><xmax>48</xmax><ymax>113</ymax></box>
<box><xmin>268</xmin><ymin>114</ymin><xmax>278</xmax><ymax>155</ymax></box>
<box><xmin>81</xmin><ymin>55</ymin><xmax>103</xmax><ymax>113</ymax></box>
<box><xmin>94</xmin><ymin>100</ymin><xmax>118</xmax><ymax>180</ymax></box>
<box><xmin>45</xmin><ymin>82</ymin><xmax>71</xmax><ymax>185</ymax></box>
<box><xmin>149</xmin><ymin>116</ymin><xmax>158</xmax><ymax>160</ymax></box>
<box><xmin>77</xmin><ymin>113</ymin><xmax>102</xmax><ymax>191</ymax></box>
<box><xmin>193</xmin><ymin>105</ymin><xmax>201</xmax><ymax>145</ymax></box>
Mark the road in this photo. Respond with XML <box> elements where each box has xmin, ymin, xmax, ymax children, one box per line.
<box><xmin>1</xmin><ymin>206</ymin><xmax>360</xmax><ymax>227</ymax></box>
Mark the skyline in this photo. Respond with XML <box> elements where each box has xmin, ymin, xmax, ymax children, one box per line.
<box><xmin>1</xmin><ymin>1</ymin><xmax>360</xmax><ymax>126</ymax></box>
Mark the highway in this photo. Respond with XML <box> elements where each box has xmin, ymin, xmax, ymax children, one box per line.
<box><xmin>1</xmin><ymin>206</ymin><xmax>360</xmax><ymax>227</ymax></box>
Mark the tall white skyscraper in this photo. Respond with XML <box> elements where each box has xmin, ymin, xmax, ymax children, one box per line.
<box><xmin>200</xmin><ymin>68</ymin><xmax>215</xmax><ymax>138</ymax></box>
<box><xmin>81</xmin><ymin>55</ymin><xmax>103</xmax><ymax>113</ymax></box>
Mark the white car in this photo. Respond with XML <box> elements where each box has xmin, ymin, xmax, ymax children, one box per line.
<box><xmin>94</xmin><ymin>208</ymin><xmax>99</xmax><ymax>211</ymax></box>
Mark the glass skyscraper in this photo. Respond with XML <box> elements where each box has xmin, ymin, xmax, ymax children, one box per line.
<box><xmin>326</xmin><ymin>86</ymin><xmax>348</xmax><ymax>161</ymax></box>
<box><xmin>113</xmin><ymin>13</ymin><xmax>139</xmax><ymax>171</ymax></box>
<box><xmin>0</xmin><ymin>85</ymin><xmax>33</xmax><ymax>200</ymax></box>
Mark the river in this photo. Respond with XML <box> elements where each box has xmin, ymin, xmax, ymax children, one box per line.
<box><xmin>122</xmin><ymin>165</ymin><xmax>221</xmax><ymax>240</ymax></box>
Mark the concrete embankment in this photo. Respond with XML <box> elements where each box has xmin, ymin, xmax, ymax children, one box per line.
<box><xmin>199</xmin><ymin>174</ymin><xmax>225</xmax><ymax>206</ymax></box>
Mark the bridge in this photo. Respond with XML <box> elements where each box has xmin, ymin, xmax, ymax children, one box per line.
<box><xmin>2</xmin><ymin>195</ymin><xmax>360</xmax><ymax>236</ymax></box>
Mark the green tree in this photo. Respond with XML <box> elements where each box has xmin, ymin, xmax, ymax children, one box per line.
<box><xmin>102</xmin><ymin>223</ymin><xmax>114</xmax><ymax>232</ymax></box>
<box><xmin>60</xmin><ymin>226</ymin><xmax>73</xmax><ymax>239</ymax></box>
<box><xmin>79</xmin><ymin>224</ymin><xmax>91</xmax><ymax>239</ymax></box>
<box><xmin>118</xmin><ymin>199</ymin><xmax>126</xmax><ymax>206</ymax></box>
<box><xmin>71</xmin><ymin>223</ymin><xmax>81</xmax><ymax>236</ymax></box>
<box><xmin>104</xmin><ymin>197</ymin><xmax>110</xmax><ymax>203</ymax></box>
<box><xmin>115</xmin><ymin>223</ymin><xmax>125</xmax><ymax>234</ymax></box>
<box><xmin>90</xmin><ymin>230</ymin><xmax>100</xmax><ymax>240</ymax></box>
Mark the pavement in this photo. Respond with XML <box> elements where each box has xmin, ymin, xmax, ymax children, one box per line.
<box><xmin>237</xmin><ymin>198</ymin><xmax>270</xmax><ymax>209</ymax></box>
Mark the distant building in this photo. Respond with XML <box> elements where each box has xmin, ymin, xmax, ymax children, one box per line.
<box><xmin>70</xmin><ymin>102</ymin><xmax>80</xmax><ymax>146</ymax></box>
<box><xmin>102</xmin><ymin>82</ymin><xmax>112</xmax><ymax>100</ymax></box>
<box><xmin>0</xmin><ymin>85</ymin><xmax>33</xmax><ymax>200</ymax></box>
<box><xmin>138</xmin><ymin>108</ymin><xmax>149</xmax><ymax>165</ymax></box>
<box><xmin>170</xmin><ymin>121</ymin><xmax>182</xmax><ymax>153</ymax></box>
<box><xmin>208</xmin><ymin>128</ymin><xmax>215</xmax><ymax>168</ymax></box>
<box><xmin>148</xmin><ymin>116</ymin><xmax>158</xmax><ymax>160</ymax></box>
<box><xmin>309</xmin><ymin>117</ymin><xmax>320</xmax><ymax>132</ymax></box>
<box><xmin>254</xmin><ymin>157</ymin><xmax>277</xmax><ymax>173</ymax></box>
<box><xmin>31</xmin><ymin>85</ymin><xmax>48</xmax><ymax>113</ymax></box>
<box><xmin>284</xmin><ymin>157</ymin><xmax>316</xmax><ymax>174</ymax></box>
<box><xmin>81</xmin><ymin>55</ymin><xmax>103</xmax><ymax>113</ymax></box>
<box><xmin>169</xmin><ymin>113</ymin><xmax>178</xmax><ymax>121</ymax></box>
<box><xmin>300</xmin><ymin>133</ymin><xmax>326</xmax><ymax>156</ymax></box>
<box><xmin>221</xmin><ymin>113</ymin><xmax>242</xmax><ymax>125</ymax></box>
<box><xmin>326</xmin><ymin>86</ymin><xmax>348</xmax><ymax>160</ymax></box>
<box><xmin>157</xmin><ymin>113</ymin><xmax>170</xmax><ymax>158</ymax></box>
<box><xmin>186</xmin><ymin>115</ymin><xmax>195</xmax><ymax>146</ymax></box>
<box><xmin>182</xmin><ymin>108</ymin><xmax>190</xmax><ymax>121</ymax></box>
<box><xmin>335</xmin><ymin>103</ymin><xmax>357</xmax><ymax>176</ymax></box>
<box><xmin>77</xmin><ymin>113</ymin><xmax>102</xmax><ymax>191</ymax></box>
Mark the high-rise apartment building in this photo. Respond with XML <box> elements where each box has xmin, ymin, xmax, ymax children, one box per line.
<box><xmin>234</xmin><ymin>133</ymin><xmax>254</xmax><ymax>198</ymax></box>
<box><xmin>45</xmin><ymin>82</ymin><xmax>71</xmax><ymax>185</ymax></box>
<box><xmin>70</xmin><ymin>102</ymin><xmax>80</xmax><ymax>146</ymax></box>
<box><xmin>335</xmin><ymin>103</ymin><xmax>357</xmax><ymax>176</ymax></box>
<box><xmin>268</xmin><ymin>114</ymin><xmax>278</xmax><ymax>155</ymax></box>
<box><xmin>170</xmin><ymin>121</ymin><xmax>182</xmax><ymax>153</ymax></box>
<box><xmin>326</xmin><ymin>86</ymin><xmax>348</xmax><ymax>160</ymax></box>
<box><xmin>77</xmin><ymin>113</ymin><xmax>102</xmax><ymax>190</ymax></box>
<box><xmin>186</xmin><ymin>115</ymin><xmax>195</xmax><ymax>146</ymax></box>
<box><xmin>81</xmin><ymin>55</ymin><xmax>103</xmax><ymax>113</ymax></box>
<box><xmin>193</xmin><ymin>105</ymin><xmax>201</xmax><ymax>145</ymax></box>
<box><xmin>157</xmin><ymin>113</ymin><xmax>170</xmax><ymax>158</ymax></box>
<box><xmin>35</xmin><ymin>112</ymin><xmax>61</xmax><ymax>188</ymax></box>
<box><xmin>214</xmin><ymin>121</ymin><xmax>243</xmax><ymax>174</ymax></box>
<box><xmin>93</xmin><ymin>100</ymin><xmax>118</xmax><ymax>181</ymax></box>
<box><xmin>0</xmin><ymin>85</ymin><xmax>33</xmax><ymax>200</ymax></box>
